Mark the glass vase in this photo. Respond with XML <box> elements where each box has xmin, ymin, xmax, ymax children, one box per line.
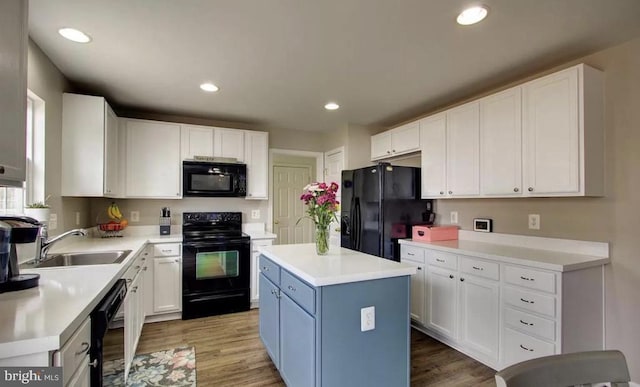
<box><xmin>315</xmin><ymin>223</ymin><xmax>330</xmax><ymax>255</ymax></box>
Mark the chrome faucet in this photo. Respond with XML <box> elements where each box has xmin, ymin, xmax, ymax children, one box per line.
<box><xmin>37</xmin><ymin>226</ymin><xmax>87</xmax><ymax>262</ymax></box>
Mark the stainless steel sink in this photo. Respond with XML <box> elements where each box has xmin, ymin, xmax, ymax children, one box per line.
<box><xmin>31</xmin><ymin>250</ymin><xmax>132</xmax><ymax>268</ymax></box>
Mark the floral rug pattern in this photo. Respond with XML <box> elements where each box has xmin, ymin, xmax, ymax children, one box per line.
<box><xmin>104</xmin><ymin>346</ymin><xmax>196</xmax><ymax>387</ymax></box>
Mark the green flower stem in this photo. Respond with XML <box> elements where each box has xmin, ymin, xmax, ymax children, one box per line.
<box><xmin>315</xmin><ymin>224</ymin><xmax>330</xmax><ymax>255</ymax></box>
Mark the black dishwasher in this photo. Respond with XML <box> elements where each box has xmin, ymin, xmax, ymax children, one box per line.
<box><xmin>90</xmin><ymin>279</ymin><xmax>127</xmax><ymax>387</ymax></box>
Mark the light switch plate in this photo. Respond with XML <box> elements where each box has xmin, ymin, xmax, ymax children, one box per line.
<box><xmin>528</xmin><ymin>214</ymin><xmax>540</xmax><ymax>230</ymax></box>
<box><xmin>251</xmin><ymin>210</ymin><xmax>260</xmax><ymax>219</ymax></box>
<box><xmin>131</xmin><ymin>211</ymin><xmax>140</xmax><ymax>222</ymax></box>
<box><xmin>450</xmin><ymin>211</ymin><xmax>458</xmax><ymax>224</ymax></box>
<box><xmin>361</xmin><ymin>306</ymin><xmax>375</xmax><ymax>332</ymax></box>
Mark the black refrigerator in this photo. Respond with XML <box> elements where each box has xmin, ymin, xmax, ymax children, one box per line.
<box><xmin>341</xmin><ymin>163</ymin><xmax>434</xmax><ymax>261</ymax></box>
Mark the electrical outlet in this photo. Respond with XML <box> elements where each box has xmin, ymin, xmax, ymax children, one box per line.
<box><xmin>75</xmin><ymin>212</ymin><xmax>81</xmax><ymax>226</ymax></box>
<box><xmin>49</xmin><ymin>213</ymin><xmax>57</xmax><ymax>231</ymax></box>
<box><xmin>450</xmin><ymin>211</ymin><xmax>459</xmax><ymax>224</ymax></box>
<box><xmin>361</xmin><ymin>306</ymin><xmax>375</xmax><ymax>332</ymax></box>
<box><xmin>528</xmin><ymin>214</ymin><xmax>540</xmax><ymax>230</ymax></box>
<box><xmin>131</xmin><ymin>211</ymin><xmax>140</xmax><ymax>222</ymax></box>
<box><xmin>251</xmin><ymin>210</ymin><xmax>260</xmax><ymax>219</ymax></box>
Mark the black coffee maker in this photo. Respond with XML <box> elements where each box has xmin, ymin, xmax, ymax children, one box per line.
<box><xmin>0</xmin><ymin>216</ymin><xmax>41</xmax><ymax>293</ymax></box>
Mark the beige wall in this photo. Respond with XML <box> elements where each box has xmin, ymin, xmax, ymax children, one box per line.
<box><xmin>428</xmin><ymin>37</ymin><xmax>640</xmax><ymax>379</ymax></box>
<box><xmin>27</xmin><ymin>39</ymin><xmax>90</xmax><ymax>234</ymax></box>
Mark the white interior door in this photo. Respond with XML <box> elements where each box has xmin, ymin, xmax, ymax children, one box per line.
<box><xmin>323</xmin><ymin>147</ymin><xmax>344</xmax><ymax>247</ymax></box>
<box><xmin>273</xmin><ymin>165</ymin><xmax>312</xmax><ymax>244</ymax></box>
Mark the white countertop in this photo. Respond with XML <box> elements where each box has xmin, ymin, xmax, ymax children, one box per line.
<box><xmin>258</xmin><ymin>243</ymin><xmax>416</xmax><ymax>286</ymax></box>
<box><xmin>0</xmin><ymin>231</ymin><xmax>182</xmax><ymax>360</ymax></box>
<box><xmin>399</xmin><ymin>235</ymin><xmax>609</xmax><ymax>272</ymax></box>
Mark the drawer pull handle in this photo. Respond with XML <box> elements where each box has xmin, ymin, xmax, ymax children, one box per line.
<box><xmin>161</xmin><ymin>249</ymin><xmax>172</xmax><ymax>253</ymax></box>
<box><xmin>449</xmin><ymin>274</ymin><xmax>454</xmax><ymax>279</ymax></box>
<box><xmin>520</xmin><ymin>319</ymin><xmax>534</xmax><ymax>326</ymax></box>
<box><xmin>262</xmin><ymin>266</ymin><xmax>269</xmax><ymax>271</ymax></box>
<box><xmin>520</xmin><ymin>298</ymin><xmax>534</xmax><ymax>304</ymax></box>
<box><xmin>436</xmin><ymin>258</ymin><xmax>445</xmax><ymax>263</ymax></box>
<box><xmin>287</xmin><ymin>285</ymin><xmax>296</xmax><ymax>292</ymax></box>
<box><xmin>472</xmin><ymin>266</ymin><xmax>483</xmax><ymax>271</ymax></box>
<box><xmin>460</xmin><ymin>278</ymin><xmax>465</xmax><ymax>282</ymax></box>
<box><xmin>520</xmin><ymin>276</ymin><xmax>535</xmax><ymax>281</ymax></box>
<box><xmin>519</xmin><ymin>344</ymin><xmax>534</xmax><ymax>352</ymax></box>
<box><xmin>143</xmin><ymin>267</ymin><xmax>148</xmax><ymax>271</ymax></box>
<box><xmin>126</xmin><ymin>279</ymin><xmax>132</xmax><ymax>284</ymax></box>
<box><xmin>134</xmin><ymin>266</ymin><xmax>141</xmax><ymax>270</ymax></box>
<box><xmin>132</xmin><ymin>286</ymin><xmax>138</xmax><ymax>293</ymax></box>
<box><xmin>417</xmin><ymin>266</ymin><xmax>422</xmax><ymax>271</ymax></box>
<box><xmin>174</xmin><ymin>259</ymin><xmax>180</xmax><ymax>263</ymax></box>
<box><xmin>76</xmin><ymin>342</ymin><xmax>90</xmax><ymax>355</ymax></box>
<box><xmin>407</xmin><ymin>252</ymin><xmax>415</xmax><ymax>256</ymax></box>
<box><xmin>417</xmin><ymin>231</ymin><xmax>425</xmax><ymax>236</ymax></box>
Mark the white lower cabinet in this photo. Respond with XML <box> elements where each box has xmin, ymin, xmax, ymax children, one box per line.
<box><xmin>251</xmin><ymin>238</ymin><xmax>274</xmax><ymax>306</ymax></box>
<box><xmin>55</xmin><ymin>317</ymin><xmax>91</xmax><ymax>386</ymax></box>
<box><xmin>145</xmin><ymin>243</ymin><xmax>182</xmax><ymax>316</ymax></box>
<box><xmin>401</xmin><ymin>242</ymin><xmax>605</xmax><ymax>370</ymax></box>
<box><xmin>66</xmin><ymin>354</ymin><xmax>90</xmax><ymax>387</ymax></box>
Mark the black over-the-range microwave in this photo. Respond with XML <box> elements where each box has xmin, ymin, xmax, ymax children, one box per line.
<box><xmin>183</xmin><ymin>160</ymin><xmax>247</xmax><ymax>197</ymax></box>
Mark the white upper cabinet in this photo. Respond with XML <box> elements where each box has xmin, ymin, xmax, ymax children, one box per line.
<box><xmin>419</xmin><ymin>114</ymin><xmax>447</xmax><ymax>198</ymax></box>
<box><xmin>180</xmin><ymin>125</ymin><xmax>245</xmax><ymax>162</ymax></box>
<box><xmin>244</xmin><ymin>131</ymin><xmax>269</xmax><ymax>199</ymax></box>
<box><xmin>522</xmin><ymin>64</ymin><xmax>603</xmax><ymax>196</ymax></box>
<box><xmin>480</xmin><ymin>87</ymin><xmax>522</xmax><ymax>196</ymax></box>
<box><xmin>214</xmin><ymin>128</ymin><xmax>245</xmax><ymax>162</ymax></box>
<box><xmin>446</xmin><ymin>102</ymin><xmax>480</xmax><ymax>196</ymax></box>
<box><xmin>180</xmin><ymin>125</ymin><xmax>214</xmax><ymax>160</ymax></box>
<box><xmin>61</xmin><ymin>93</ymin><xmax>121</xmax><ymax>197</ymax></box>
<box><xmin>371</xmin><ymin>121</ymin><xmax>420</xmax><ymax>161</ymax></box>
<box><xmin>0</xmin><ymin>0</ymin><xmax>27</xmax><ymax>187</ymax></box>
<box><xmin>125</xmin><ymin>119</ymin><xmax>182</xmax><ymax>198</ymax></box>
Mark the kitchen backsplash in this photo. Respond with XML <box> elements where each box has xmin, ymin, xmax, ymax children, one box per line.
<box><xmin>89</xmin><ymin>197</ymin><xmax>269</xmax><ymax>226</ymax></box>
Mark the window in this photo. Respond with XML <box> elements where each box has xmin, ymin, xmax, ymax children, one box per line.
<box><xmin>0</xmin><ymin>91</ymin><xmax>45</xmax><ymax>215</ymax></box>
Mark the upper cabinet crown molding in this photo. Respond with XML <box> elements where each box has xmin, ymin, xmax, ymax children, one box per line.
<box><xmin>0</xmin><ymin>0</ymin><xmax>28</xmax><ymax>187</ymax></box>
<box><xmin>418</xmin><ymin>63</ymin><xmax>603</xmax><ymax>199</ymax></box>
<box><xmin>371</xmin><ymin>121</ymin><xmax>420</xmax><ymax>161</ymax></box>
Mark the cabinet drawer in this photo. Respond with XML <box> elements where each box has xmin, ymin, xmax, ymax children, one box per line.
<box><xmin>401</xmin><ymin>245</ymin><xmax>425</xmax><ymax>263</ymax></box>
<box><xmin>252</xmin><ymin>239</ymin><xmax>273</xmax><ymax>251</ymax></box>
<box><xmin>427</xmin><ymin>250</ymin><xmax>457</xmax><ymax>270</ymax></box>
<box><xmin>153</xmin><ymin>243</ymin><xmax>181</xmax><ymax>257</ymax></box>
<box><xmin>503</xmin><ymin>327</ymin><xmax>555</xmax><ymax>366</ymax></box>
<box><xmin>59</xmin><ymin>317</ymin><xmax>91</xmax><ymax>386</ymax></box>
<box><xmin>281</xmin><ymin>270</ymin><xmax>315</xmax><ymax>315</ymax></box>
<box><xmin>504</xmin><ymin>286</ymin><xmax>556</xmax><ymax>318</ymax></box>
<box><xmin>504</xmin><ymin>307</ymin><xmax>555</xmax><ymax>341</ymax></box>
<box><xmin>460</xmin><ymin>256</ymin><xmax>499</xmax><ymax>281</ymax></box>
<box><xmin>259</xmin><ymin>255</ymin><xmax>280</xmax><ymax>285</ymax></box>
<box><xmin>504</xmin><ymin>265</ymin><xmax>556</xmax><ymax>294</ymax></box>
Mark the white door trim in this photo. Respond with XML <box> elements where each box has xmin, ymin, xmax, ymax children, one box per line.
<box><xmin>268</xmin><ymin>148</ymin><xmax>324</xmax><ymax>233</ymax></box>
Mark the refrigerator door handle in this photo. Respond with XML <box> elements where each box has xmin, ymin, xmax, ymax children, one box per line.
<box><xmin>354</xmin><ymin>197</ymin><xmax>361</xmax><ymax>250</ymax></box>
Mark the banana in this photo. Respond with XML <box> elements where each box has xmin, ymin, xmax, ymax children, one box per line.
<box><xmin>107</xmin><ymin>202</ymin><xmax>122</xmax><ymax>220</ymax></box>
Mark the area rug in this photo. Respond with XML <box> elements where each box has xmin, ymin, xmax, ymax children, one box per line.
<box><xmin>104</xmin><ymin>346</ymin><xmax>196</xmax><ymax>386</ymax></box>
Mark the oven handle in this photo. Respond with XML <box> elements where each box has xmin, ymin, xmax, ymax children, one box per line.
<box><xmin>183</xmin><ymin>240</ymin><xmax>249</xmax><ymax>248</ymax></box>
<box><xmin>188</xmin><ymin>292</ymin><xmax>246</xmax><ymax>303</ymax></box>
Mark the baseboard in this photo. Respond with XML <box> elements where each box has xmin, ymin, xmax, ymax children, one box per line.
<box><xmin>630</xmin><ymin>381</ymin><xmax>639</xmax><ymax>387</ymax></box>
<box><xmin>145</xmin><ymin>312</ymin><xmax>182</xmax><ymax>323</ymax></box>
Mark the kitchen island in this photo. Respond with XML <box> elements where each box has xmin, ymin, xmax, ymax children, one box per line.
<box><xmin>257</xmin><ymin>243</ymin><xmax>416</xmax><ymax>387</ymax></box>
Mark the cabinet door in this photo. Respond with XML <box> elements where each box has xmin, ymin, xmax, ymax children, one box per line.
<box><xmin>523</xmin><ymin>66</ymin><xmax>579</xmax><ymax>195</ymax></box>
<box><xmin>371</xmin><ymin>132</ymin><xmax>392</xmax><ymax>160</ymax></box>
<box><xmin>391</xmin><ymin>121</ymin><xmax>420</xmax><ymax>155</ymax></box>
<box><xmin>104</xmin><ymin>104</ymin><xmax>120</xmax><ymax>197</ymax></box>
<box><xmin>458</xmin><ymin>275</ymin><xmax>499</xmax><ymax>362</ymax></box>
<box><xmin>214</xmin><ymin>128</ymin><xmax>245</xmax><ymax>161</ymax></box>
<box><xmin>153</xmin><ymin>256</ymin><xmax>182</xmax><ymax>313</ymax></box>
<box><xmin>404</xmin><ymin>260</ymin><xmax>426</xmax><ymax>325</ymax></box>
<box><xmin>480</xmin><ymin>87</ymin><xmax>522</xmax><ymax>196</ymax></box>
<box><xmin>280</xmin><ymin>293</ymin><xmax>315</xmax><ymax>387</ymax></box>
<box><xmin>244</xmin><ymin>131</ymin><xmax>269</xmax><ymax>199</ymax></box>
<box><xmin>259</xmin><ymin>274</ymin><xmax>280</xmax><ymax>368</ymax></box>
<box><xmin>251</xmin><ymin>251</ymin><xmax>260</xmax><ymax>303</ymax></box>
<box><xmin>0</xmin><ymin>0</ymin><xmax>27</xmax><ymax>186</ymax></box>
<box><xmin>419</xmin><ymin>114</ymin><xmax>447</xmax><ymax>198</ymax></box>
<box><xmin>180</xmin><ymin>124</ymin><xmax>214</xmax><ymax>160</ymax></box>
<box><xmin>447</xmin><ymin>102</ymin><xmax>480</xmax><ymax>196</ymax></box>
<box><xmin>426</xmin><ymin>265</ymin><xmax>457</xmax><ymax>339</ymax></box>
<box><xmin>66</xmin><ymin>355</ymin><xmax>90</xmax><ymax>387</ymax></box>
<box><xmin>125</xmin><ymin>120</ymin><xmax>181</xmax><ymax>198</ymax></box>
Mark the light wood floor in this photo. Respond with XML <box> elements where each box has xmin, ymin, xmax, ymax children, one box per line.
<box><xmin>135</xmin><ymin>309</ymin><xmax>496</xmax><ymax>386</ymax></box>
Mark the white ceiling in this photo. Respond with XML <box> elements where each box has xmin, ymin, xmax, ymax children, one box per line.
<box><xmin>28</xmin><ymin>0</ymin><xmax>640</xmax><ymax>133</ymax></box>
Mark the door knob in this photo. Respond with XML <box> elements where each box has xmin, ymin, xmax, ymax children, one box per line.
<box><xmin>274</xmin><ymin>220</ymin><xmax>280</xmax><ymax>224</ymax></box>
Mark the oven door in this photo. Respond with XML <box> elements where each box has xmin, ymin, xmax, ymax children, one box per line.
<box><xmin>182</xmin><ymin>239</ymin><xmax>250</xmax><ymax>294</ymax></box>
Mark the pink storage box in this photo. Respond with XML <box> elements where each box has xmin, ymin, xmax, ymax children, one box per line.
<box><xmin>412</xmin><ymin>225</ymin><xmax>459</xmax><ymax>242</ymax></box>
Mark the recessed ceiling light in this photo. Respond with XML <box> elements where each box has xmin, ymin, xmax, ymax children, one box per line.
<box><xmin>200</xmin><ymin>83</ymin><xmax>219</xmax><ymax>92</ymax></box>
<box><xmin>324</xmin><ymin>102</ymin><xmax>340</xmax><ymax>110</ymax></box>
<box><xmin>58</xmin><ymin>27</ymin><xmax>92</xmax><ymax>43</ymax></box>
<box><xmin>456</xmin><ymin>5</ymin><xmax>488</xmax><ymax>25</ymax></box>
